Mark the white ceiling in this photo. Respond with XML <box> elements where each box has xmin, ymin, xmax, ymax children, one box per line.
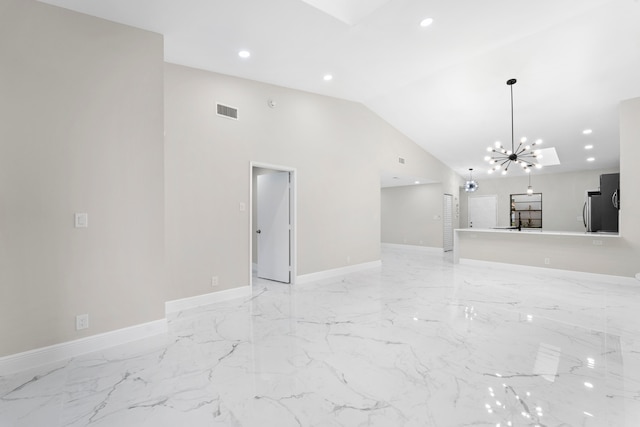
<box><xmin>38</xmin><ymin>0</ymin><xmax>640</xmax><ymax>180</ymax></box>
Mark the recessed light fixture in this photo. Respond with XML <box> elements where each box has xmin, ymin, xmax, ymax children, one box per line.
<box><xmin>587</xmin><ymin>157</ymin><xmax>595</xmax><ymax>162</ymax></box>
<box><xmin>420</xmin><ymin>17</ymin><xmax>434</xmax><ymax>28</ymax></box>
<box><xmin>585</xmin><ymin>144</ymin><xmax>593</xmax><ymax>150</ymax></box>
<box><xmin>238</xmin><ymin>50</ymin><xmax>251</xmax><ymax>59</ymax></box>
<box><xmin>323</xmin><ymin>74</ymin><xmax>333</xmax><ymax>81</ymax></box>
<box><xmin>583</xmin><ymin>129</ymin><xmax>593</xmax><ymax>135</ymax></box>
<box><xmin>414</xmin><ymin>180</ymin><xmax>420</xmax><ymax>184</ymax></box>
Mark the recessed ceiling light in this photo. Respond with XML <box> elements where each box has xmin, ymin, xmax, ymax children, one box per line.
<box><xmin>238</xmin><ymin>50</ymin><xmax>251</xmax><ymax>59</ymax></box>
<box><xmin>587</xmin><ymin>157</ymin><xmax>595</xmax><ymax>162</ymax></box>
<box><xmin>323</xmin><ymin>74</ymin><xmax>333</xmax><ymax>81</ymax></box>
<box><xmin>414</xmin><ymin>180</ymin><xmax>420</xmax><ymax>184</ymax></box>
<box><xmin>585</xmin><ymin>144</ymin><xmax>594</xmax><ymax>150</ymax></box>
<box><xmin>420</xmin><ymin>17</ymin><xmax>434</xmax><ymax>28</ymax></box>
<box><xmin>582</xmin><ymin>129</ymin><xmax>593</xmax><ymax>135</ymax></box>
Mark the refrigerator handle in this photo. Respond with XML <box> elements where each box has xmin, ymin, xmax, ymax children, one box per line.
<box><xmin>582</xmin><ymin>201</ymin><xmax>587</xmax><ymax>228</ymax></box>
<box><xmin>612</xmin><ymin>190</ymin><xmax>619</xmax><ymax>209</ymax></box>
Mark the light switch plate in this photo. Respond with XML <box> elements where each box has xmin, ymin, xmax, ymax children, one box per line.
<box><xmin>75</xmin><ymin>213</ymin><xmax>88</xmax><ymax>228</ymax></box>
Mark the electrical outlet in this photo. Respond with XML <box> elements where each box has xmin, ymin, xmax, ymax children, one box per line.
<box><xmin>211</xmin><ymin>276</ymin><xmax>219</xmax><ymax>287</ymax></box>
<box><xmin>544</xmin><ymin>258</ymin><xmax>550</xmax><ymax>265</ymax></box>
<box><xmin>76</xmin><ymin>314</ymin><xmax>89</xmax><ymax>330</ymax></box>
<box><xmin>593</xmin><ymin>240</ymin><xmax>603</xmax><ymax>246</ymax></box>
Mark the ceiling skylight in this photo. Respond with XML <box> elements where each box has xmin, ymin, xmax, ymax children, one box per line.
<box><xmin>300</xmin><ymin>0</ymin><xmax>392</xmax><ymax>25</ymax></box>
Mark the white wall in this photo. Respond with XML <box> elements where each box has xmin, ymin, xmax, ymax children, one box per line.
<box><xmin>164</xmin><ymin>63</ymin><xmax>462</xmax><ymax>300</ymax></box>
<box><xmin>0</xmin><ymin>0</ymin><xmax>166</xmax><ymax>357</ymax></box>
<box><xmin>381</xmin><ymin>184</ymin><xmax>445</xmax><ymax>248</ymax></box>
<box><xmin>460</xmin><ymin>168</ymin><xmax>619</xmax><ymax>231</ymax></box>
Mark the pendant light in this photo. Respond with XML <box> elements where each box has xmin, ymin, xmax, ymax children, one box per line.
<box><xmin>527</xmin><ymin>172</ymin><xmax>533</xmax><ymax>195</ymax></box>
<box><xmin>464</xmin><ymin>168</ymin><xmax>479</xmax><ymax>192</ymax></box>
<box><xmin>485</xmin><ymin>79</ymin><xmax>543</xmax><ymax>174</ymax></box>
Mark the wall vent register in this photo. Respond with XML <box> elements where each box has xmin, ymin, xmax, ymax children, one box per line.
<box><xmin>216</xmin><ymin>103</ymin><xmax>238</xmax><ymax>120</ymax></box>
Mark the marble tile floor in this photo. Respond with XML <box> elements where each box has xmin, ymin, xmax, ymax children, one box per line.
<box><xmin>1</xmin><ymin>245</ymin><xmax>639</xmax><ymax>426</ymax></box>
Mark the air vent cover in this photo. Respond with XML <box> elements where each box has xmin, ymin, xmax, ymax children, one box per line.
<box><xmin>217</xmin><ymin>103</ymin><xmax>238</xmax><ymax>120</ymax></box>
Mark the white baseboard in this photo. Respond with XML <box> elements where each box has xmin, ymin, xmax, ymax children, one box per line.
<box><xmin>296</xmin><ymin>260</ymin><xmax>382</xmax><ymax>284</ymax></box>
<box><xmin>381</xmin><ymin>243</ymin><xmax>443</xmax><ymax>253</ymax></box>
<box><xmin>0</xmin><ymin>319</ymin><xmax>167</xmax><ymax>376</ymax></box>
<box><xmin>0</xmin><ymin>286</ymin><xmax>254</xmax><ymax>376</ymax></box>
<box><xmin>460</xmin><ymin>258</ymin><xmax>640</xmax><ymax>286</ymax></box>
<box><xmin>165</xmin><ymin>286</ymin><xmax>252</xmax><ymax>315</ymax></box>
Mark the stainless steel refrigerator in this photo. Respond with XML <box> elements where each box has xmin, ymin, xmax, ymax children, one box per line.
<box><xmin>583</xmin><ymin>173</ymin><xmax>619</xmax><ymax>233</ymax></box>
<box><xmin>599</xmin><ymin>173</ymin><xmax>620</xmax><ymax>232</ymax></box>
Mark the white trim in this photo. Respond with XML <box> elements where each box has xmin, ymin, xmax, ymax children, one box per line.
<box><xmin>0</xmin><ymin>319</ymin><xmax>167</xmax><ymax>376</ymax></box>
<box><xmin>165</xmin><ymin>286</ymin><xmax>252</xmax><ymax>314</ymax></box>
<box><xmin>296</xmin><ymin>260</ymin><xmax>382</xmax><ymax>284</ymax></box>
<box><xmin>381</xmin><ymin>243</ymin><xmax>443</xmax><ymax>253</ymax></box>
<box><xmin>459</xmin><ymin>258</ymin><xmax>640</xmax><ymax>286</ymax></box>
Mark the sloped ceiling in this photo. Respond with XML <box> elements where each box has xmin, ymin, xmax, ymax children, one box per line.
<box><xmin>38</xmin><ymin>0</ymin><xmax>640</xmax><ymax>180</ymax></box>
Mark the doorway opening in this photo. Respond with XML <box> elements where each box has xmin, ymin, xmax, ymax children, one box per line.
<box><xmin>250</xmin><ymin>162</ymin><xmax>297</xmax><ymax>286</ymax></box>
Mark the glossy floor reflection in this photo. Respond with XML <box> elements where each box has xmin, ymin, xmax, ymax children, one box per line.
<box><xmin>2</xmin><ymin>245</ymin><xmax>639</xmax><ymax>426</ymax></box>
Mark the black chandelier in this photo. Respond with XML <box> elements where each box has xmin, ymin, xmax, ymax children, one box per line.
<box><xmin>485</xmin><ymin>79</ymin><xmax>543</xmax><ymax>175</ymax></box>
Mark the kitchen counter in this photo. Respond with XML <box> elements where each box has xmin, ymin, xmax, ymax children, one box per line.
<box><xmin>453</xmin><ymin>228</ymin><xmax>624</xmax><ymax>276</ymax></box>
<box><xmin>455</xmin><ymin>228</ymin><xmax>620</xmax><ymax>238</ymax></box>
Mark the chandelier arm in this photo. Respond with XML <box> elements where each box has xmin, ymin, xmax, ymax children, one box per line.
<box><xmin>514</xmin><ymin>141</ymin><xmax>523</xmax><ymax>155</ymax></box>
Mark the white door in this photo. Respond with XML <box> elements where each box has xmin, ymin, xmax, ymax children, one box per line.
<box><xmin>257</xmin><ymin>172</ymin><xmax>291</xmax><ymax>283</ymax></box>
<box><xmin>443</xmin><ymin>194</ymin><xmax>453</xmax><ymax>251</ymax></box>
<box><xmin>468</xmin><ymin>195</ymin><xmax>497</xmax><ymax>229</ymax></box>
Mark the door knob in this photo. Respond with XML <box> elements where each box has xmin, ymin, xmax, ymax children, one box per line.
<box><xmin>256</xmin><ymin>229</ymin><xmax>261</xmax><ymax>234</ymax></box>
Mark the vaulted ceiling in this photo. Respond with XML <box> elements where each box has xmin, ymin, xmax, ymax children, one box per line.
<box><xmin>39</xmin><ymin>0</ymin><xmax>640</xmax><ymax>180</ymax></box>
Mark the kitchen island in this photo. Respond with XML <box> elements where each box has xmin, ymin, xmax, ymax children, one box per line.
<box><xmin>454</xmin><ymin>228</ymin><xmax>628</xmax><ymax>277</ymax></box>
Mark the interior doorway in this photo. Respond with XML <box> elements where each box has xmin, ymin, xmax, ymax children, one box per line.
<box><xmin>250</xmin><ymin>163</ymin><xmax>297</xmax><ymax>285</ymax></box>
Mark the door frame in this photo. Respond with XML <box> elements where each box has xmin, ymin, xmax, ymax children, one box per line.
<box><xmin>250</xmin><ymin>161</ymin><xmax>297</xmax><ymax>286</ymax></box>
